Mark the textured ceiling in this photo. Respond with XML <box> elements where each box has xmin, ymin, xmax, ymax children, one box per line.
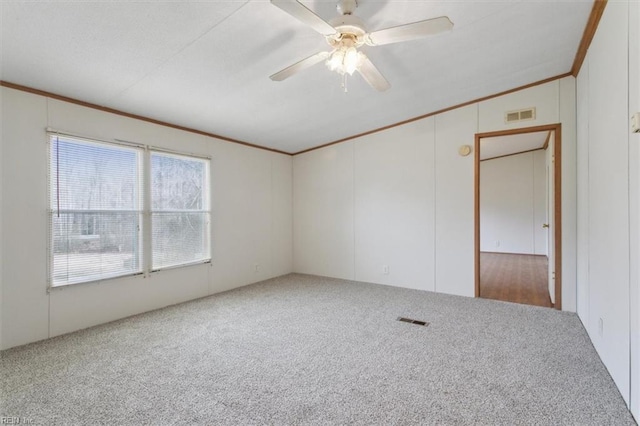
<box><xmin>1</xmin><ymin>1</ymin><xmax>593</xmax><ymax>154</ymax></box>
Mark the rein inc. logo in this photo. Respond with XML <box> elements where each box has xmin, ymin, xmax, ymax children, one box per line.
<box><xmin>1</xmin><ymin>418</ymin><xmax>33</xmax><ymax>425</ymax></box>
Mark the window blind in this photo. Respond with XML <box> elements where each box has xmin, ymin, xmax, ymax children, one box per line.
<box><xmin>49</xmin><ymin>135</ymin><xmax>143</xmax><ymax>286</ymax></box>
<box><xmin>150</xmin><ymin>151</ymin><xmax>211</xmax><ymax>270</ymax></box>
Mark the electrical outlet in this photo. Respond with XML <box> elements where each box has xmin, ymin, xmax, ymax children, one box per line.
<box><xmin>254</xmin><ymin>264</ymin><xmax>260</xmax><ymax>273</ymax></box>
<box><xmin>598</xmin><ymin>318</ymin><xmax>604</xmax><ymax>337</ymax></box>
<box><xmin>495</xmin><ymin>241</ymin><xmax>500</xmax><ymax>248</ymax></box>
<box><xmin>382</xmin><ymin>265</ymin><xmax>390</xmax><ymax>275</ymax></box>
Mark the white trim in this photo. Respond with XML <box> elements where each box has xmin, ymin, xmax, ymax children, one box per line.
<box><xmin>142</xmin><ymin>146</ymin><xmax>152</xmax><ymax>277</ymax></box>
<box><xmin>48</xmin><ymin>271</ymin><xmax>145</xmax><ymax>291</ymax></box>
<box><xmin>46</xmin><ymin>128</ymin><xmax>145</xmax><ymax>149</ymax></box>
<box><xmin>147</xmin><ymin>145</ymin><xmax>211</xmax><ymax>160</ymax></box>
<box><xmin>150</xmin><ymin>259</ymin><xmax>211</xmax><ymax>273</ymax></box>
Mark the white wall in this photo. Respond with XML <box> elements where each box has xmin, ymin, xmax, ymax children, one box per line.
<box><xmin>576</xmin><ymin>0</ymin><xmax>639</xmax><ymax>411</ymax></box>
<box><xmin>480</xmin><ymin>150</ymin><xmax>546</xmax><ymax>255</ymax></box>
<box><xmin>0</xmin><ymin>87</ymin><xmax>293</xmax><ymax>350</ymax></box>
<box><xmin>576</xmin><ymin>56</ymin><xmax>590</xmax><ymax>325</ymax></box>
<box><xmin>2</xmin><ymin>89</ymin><xmax>49</xmax><ymax>348</ymax></box>
<box><xmin>293</xmin><ymin>141</ymin><xmax>355</xmax><ymax>280</ymax></box>
<box><xmin>559</xmin><ymin>77</ymin><xmax>578</xmax><ymax>313</ymax></box>
<box><xmin>294</xmin><ymin>77</ymin><xmax>576</xmax><ymax>304</ymax></box>
<box><xmin>354</xmin><ymin>119</ymin><xmax>436</xmax><ymax>291</ymax></box>
<box><xmin>434</xmin><ymin>105</ymin><xmax>477</xmax><ymax>297</ymax></box>
<box><xmin>630</xmin><ymin>0</ymin><xmax>640</xmax><ymax>418</ymax></box>
<box><xmin>0</xmin><ymin>86</ymin><xmax>4</xmax><ymax>349</ymax></box>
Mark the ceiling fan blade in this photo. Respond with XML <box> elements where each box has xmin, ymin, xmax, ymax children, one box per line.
<box><xmin>357</xmin><ymin>56</ymin><xmax>390</xmax><ymax>92</ymax></box>
<box><xmin>270</xmin><ymin>51</ymin><xmax>330</xmax><ymax>81</ymax></box>
<box><xmin>270</xmin><ymin>0</ymin><xmax>337</xmax><ymax>36</ymax></box>
<box><xmin>366</xmin><ymin>16</ymin><xmax>453</xmax><ymax>46</ymax></box>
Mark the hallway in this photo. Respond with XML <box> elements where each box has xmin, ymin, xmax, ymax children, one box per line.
<box><xmin>479</xmin><ymin>252</ymin><xmax>551</xmax><ymax>308</ymax></box>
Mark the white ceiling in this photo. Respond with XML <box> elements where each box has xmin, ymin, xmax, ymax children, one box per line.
<box><xmin>480</xmin><ymin>131</ymin><xmax>549</xmax><ymax>161</ymax></box>
<box><xmin>1</xmin><ymin>1</ymin><xmax>593</xmax><ymax>154</ymax></box>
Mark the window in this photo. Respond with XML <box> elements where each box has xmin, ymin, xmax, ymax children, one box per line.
<box><xmin>49</xmin><ymin>134</ymin><xmax>211</xmax><ymax>287</ymax></box>
<box><xmin>151</xmin><ymin>152</ymin><xmax>210</xmax><ymax>270</ymax></box>
<box><xmin>49</xmin><ymin>136</ymin><xmax>143</xmax><ymax>286</ymax></box>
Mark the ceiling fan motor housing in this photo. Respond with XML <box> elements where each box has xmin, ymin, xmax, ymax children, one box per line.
<box><xmin>328</xmin><ymin>14</ymin><xmax>367</xmax><ymax>47</ymax></box>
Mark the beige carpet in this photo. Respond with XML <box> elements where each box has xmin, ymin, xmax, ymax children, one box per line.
<box><xmin>1</xmin><ymin>274</ymin><xmax>635</xmax><ymax>425</ymax></box>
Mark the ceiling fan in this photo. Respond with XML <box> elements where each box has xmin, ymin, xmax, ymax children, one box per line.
<box><xmin>269</xmin><ymin>0</ymin><xmax>453</xmax><ymax>92</ymax></box>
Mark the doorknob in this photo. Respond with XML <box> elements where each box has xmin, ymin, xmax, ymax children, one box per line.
<box><xmin>542</xmin><ymin>223</ymin><xmax>549</xmax><ymax>228</ymax></box>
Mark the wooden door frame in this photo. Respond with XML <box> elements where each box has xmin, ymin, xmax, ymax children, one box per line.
<box><xmin>474</xmin><ymin>123</ymin><xmax>562</xmax><ymax>310</ymax></box>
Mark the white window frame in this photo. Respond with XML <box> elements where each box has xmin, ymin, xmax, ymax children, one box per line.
<box><xmin>47</xmin><ymin>131</ymin><xmax>212</xmax><ymax>289</ymax></box>
<box><xmin>149</xmin><ymin>148</ymin><xmax>212</xmax><ymax>272</ymax></box>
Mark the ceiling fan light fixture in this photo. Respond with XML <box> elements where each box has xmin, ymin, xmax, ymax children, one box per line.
<box><xmin>344</xmin><ymin>47</ymin><xmax>359</xmax><ymax>75</ymax></box>
<box><xmin>326</xmin><ymin>46</ymin><xmax>364</xmax><ymax>76</ymax></box>
<box><xmin>327</xmin><ymin>49</ymin><xmax>345</xmax><ymax>72</ymax></box>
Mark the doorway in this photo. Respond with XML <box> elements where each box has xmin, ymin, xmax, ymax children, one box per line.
<box><xmin>474</xmin><ymin>124</ymin><xmax>562</xmax><ymax>310</ymax></box>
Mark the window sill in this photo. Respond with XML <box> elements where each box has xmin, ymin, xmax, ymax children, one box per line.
<box><xmin>48</xmin><ymin>271</ymin><xmax>145</xmax><ymax>291</ymax></box>
<box><xmin>150</xmin><ymin>259</ymin><xmax>212</xmax><ymax>274</ymax></box>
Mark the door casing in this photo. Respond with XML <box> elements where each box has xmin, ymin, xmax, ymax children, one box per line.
<box><xmin>474</xmin><ymin>123</ymin><xmax>562</xmax><ymax>310</ymax></box>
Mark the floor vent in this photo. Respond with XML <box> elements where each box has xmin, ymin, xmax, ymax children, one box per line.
<box><xmin>397</xmin><ymin>317</ymin><xmax>429</xmax><ymax>326</ymax></box>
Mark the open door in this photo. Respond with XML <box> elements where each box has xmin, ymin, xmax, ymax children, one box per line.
<box><xmin>475</xmin><ymin>123</ymin><xmax>562</xmax><ymax>310</ymax></box>
<box><xmin>546</xmin><ymin>132</ymin><xmax>556</xmax><ymax>305</ymax></box>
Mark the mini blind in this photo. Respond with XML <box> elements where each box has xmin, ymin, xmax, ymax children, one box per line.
<box><xmin>49</xmin><ymin>135</ymin><xmax>143</xmax><ymax>286</ymax></box>
<box><xmin>150</xmin><ymin>151</ymin><xmax>211</xmax><ymax>270</ymax></box>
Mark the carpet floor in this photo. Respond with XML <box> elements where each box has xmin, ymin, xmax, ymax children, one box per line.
<box><xmin>0</xmin><ymin>274</ymin><xmax>635</xmax><ymax>425</ymax></box>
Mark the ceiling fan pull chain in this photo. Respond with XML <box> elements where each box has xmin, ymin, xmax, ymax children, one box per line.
<box><xmin>342</xmin><ymin>73</ymin><xmax>348</xmax><ymax>93</ymax></box>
